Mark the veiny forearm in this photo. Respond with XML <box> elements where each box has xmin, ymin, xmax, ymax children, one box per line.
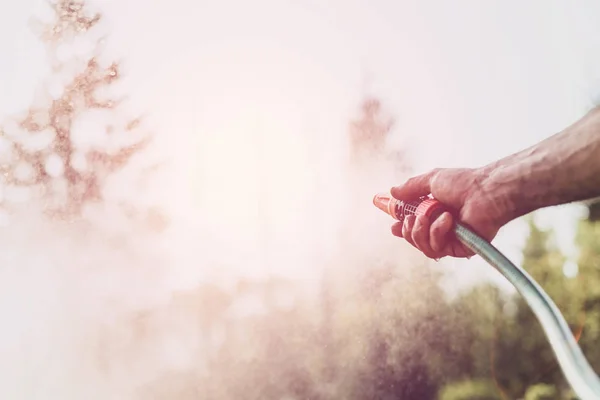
<box><xmin>481</xmin><ymin>106</ymin><xmax>600</xmax><ymax>222</ymax></box>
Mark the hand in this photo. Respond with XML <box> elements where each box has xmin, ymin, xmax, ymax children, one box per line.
<box><xmin>390</xmin><ymin>168</ymin><xmax>512</xmax><ymax>259</ymax></box>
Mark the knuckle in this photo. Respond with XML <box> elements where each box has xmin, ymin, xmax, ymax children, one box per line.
<box><xmin>412</xmin><ymin>235</ymin><xmax>433</xmax><ymax>255</ymax></box>
<box><xmin>414</xmin><ymin>218</ymin><xmax>429</xmax><ymax>234</ymax></box>
<box><xmin>430</xmin><ymin>168</ymin><xmax>443</xmax><ymax>179</ymax></box>
<box><xmin>412</xmin><ymin>221</ymin><xmax>422</xmax><ymax>233</ymax></box>
<box><xmin>405</xmin><ymin>176</ymin><xmax>418</xmax><ymax>187</ymax></box>
<box><xmin>411</xmin><ymin>235</ymin><xmax>422</xmax><ymax>247</ymax></box>
<box><xmin>429</xmin><ymin>169</ymin><xmax>444</xmax><ymax>187</ymax></box>
<box><xmin>411</xmin><ymin>229</ymin><xmax>423</xmax><ymax>243</ymax></box>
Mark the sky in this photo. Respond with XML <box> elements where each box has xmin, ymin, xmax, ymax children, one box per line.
<box><xmin>2</xmin><ymin>0</ymin><xmax>600</xmax><ymax>290</ymax></box>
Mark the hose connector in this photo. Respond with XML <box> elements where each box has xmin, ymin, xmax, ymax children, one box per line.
<box><xmin>373</xmin><ymin>192</ymin><xmax>446</xmax><ymax>222</ymax></box>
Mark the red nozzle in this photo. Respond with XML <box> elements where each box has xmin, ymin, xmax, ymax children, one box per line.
<box><xmin>373</xmin><ymin>193</ymin><xmax>447</xmax><ymax>222</ymax></box>
<box><xmin>415</xmin><ymin>198</ymin><xmax>445</xmax><ymax>219</ymax></box>
<box><xmin>373</xmin><ymin>192</ymin><xmax>401</xmax><ymax>220</ymax></box>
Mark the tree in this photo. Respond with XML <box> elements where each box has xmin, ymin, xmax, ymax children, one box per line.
<box><xmin>570</xmin><ymin>201</ymin><xmax>600</xmax><ymax>373</ymax></box>
<box><xmin>439</xmin><ymin>379</ymin><xmax>502</xmax><ymax>400</ymax></box>
<box><xmin>330</xmin><ymin>94</ymin><xmax>469</xmax><ymax>399</ymax></box>
<box><xmin>523</xmin><ymin>383</ymin><xmax>558</xmax><ymax>400</ymax></box>
<box><xmin>0</xmin><ymin>2</ymin><xmax>177</xmax><ymax>398</ymax></box>
<box><xmin>7</xmin><ymin>0</ymin><xmax>166</xmax><ymax>230</ymax></box>
<box><xmin>348</xmin><ymin>97</ymin><xmax>392</xmax><ymax>164</ymax></box>
<box><xmin>440</xmin><ymin>208</ymin><xmax>600</xmax><ymax>399</ymax></box>
<box><xmin>347</xmin><ymin>96</ymin><xmax>410</xmax><ymax>178</ymax></box>
<box><xmin>587</xmin><ymin>200</ymin><xmax>600</xmax><ymax>222</ymax></box>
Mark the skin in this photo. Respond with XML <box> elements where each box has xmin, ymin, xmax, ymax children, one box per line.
<box><xmin>391</xmin><ymin>106</ymin><xmax>600</xmax><ymax>260</ymax></box>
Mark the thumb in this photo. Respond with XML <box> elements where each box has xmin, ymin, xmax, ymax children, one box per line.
<box><xmin>391</xmin><ymin>171</ymin><xmax>435</xmax><ymax>200</ymax></box>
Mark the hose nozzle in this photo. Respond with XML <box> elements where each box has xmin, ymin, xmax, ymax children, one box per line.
<box><xmin>373</xmin><ymin>192</ymin><xmax>401</xmax><ymax>220</ymax></box>
<box><xmin>373</xmin><ymin>192</ymin><xmax>446</xmax><ymax>222</ymax></box>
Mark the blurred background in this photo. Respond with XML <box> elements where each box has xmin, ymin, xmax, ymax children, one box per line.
<box><xmin>1</xmin><ymin>0</ymin><xmax>600</xmax><ymax>399</ymax></box>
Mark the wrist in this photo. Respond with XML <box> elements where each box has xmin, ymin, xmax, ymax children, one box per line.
<box><xmin>473</xmin><ymin>106</ymin><xmax>600</xmax><ymax>224</ymax></box>
<box><xmin>474</xmin><ymin>163</ymin><xmax>525</xmax><ymax>226</ymax></box>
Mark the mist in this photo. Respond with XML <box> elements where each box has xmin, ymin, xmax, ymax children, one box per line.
<box><xmin>5</xmin><ymin>0</ymin><xmax>600</xmax><ymax>398</ymax></box>
<box><xmin>0</xmin><ymin>1</ymin><xmax>457</xmax><ymax>399</ymax></box>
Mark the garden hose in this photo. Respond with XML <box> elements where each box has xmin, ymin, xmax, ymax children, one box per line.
<box><xmin>373</xmin><ymin>193</ymin><xmax>600</xmax><ymax>400</ymax></box>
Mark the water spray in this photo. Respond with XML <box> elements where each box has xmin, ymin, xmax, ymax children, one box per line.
<box><xmin>373</xmin><ymin>192</ymin><xmax>600</xmax><ymax>400</ymax></box>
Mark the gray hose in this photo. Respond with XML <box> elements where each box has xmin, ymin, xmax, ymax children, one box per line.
<box><xmin>454</xmin><ymin>223</ymin><xmax>600</xmax><ymax>400</ymax></box>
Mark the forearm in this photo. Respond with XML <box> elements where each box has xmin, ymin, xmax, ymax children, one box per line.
<box><xmin>481</xmin><ymin>107</ymin><xmax>600</xmax><ymax>222</ymax></box>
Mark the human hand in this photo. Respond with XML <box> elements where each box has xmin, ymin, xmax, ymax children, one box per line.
<box><xmin>390</xmin><ymin>168</ymin><xmax>512</xmax><ymax>259</ymax></box>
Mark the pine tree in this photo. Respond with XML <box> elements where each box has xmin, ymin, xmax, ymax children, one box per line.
<box><xmin>347</xmin><ymin>95</ymin><xmax>411</xmax><ymax>181</ymax></box>
<box><xmin>335</xmin><ymin>94</ymin><xmax>462</xmax><ymax>399</ymax></box>
<box><xmin>0</xmin><ymin>2</ymin><xmax>177</xmax><ymax>398</ymax></box>
<box><xmin>571</xmin><ymin>201</ymin><xmax>600</xmax><ymax>374</ymax></box>
<box><xmin>471</xmin><ymin>218</ymin><xmax>569</xmax><ymax>397</ymax></box>
<box><xmin>445</xmin><ymin>214</ymin><xmax>595</xmax><ymax>399</ymax></box>
<box><xmin>348</xmin><ymin>97</ymin><xmax>392</xmax><ymax>164</ymax></box>
<box><xmin>3</xmin><ymin>0</ymin><xmax>167</xmax><ymax>231</ymax></box>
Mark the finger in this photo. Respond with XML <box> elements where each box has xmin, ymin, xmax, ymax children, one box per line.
<box><xmin>447</xmin><ymin>243</ymin><xmax>476</xmax><ymax>259</ymax></box>
<box><xmin>412</xmin><ymin>214</ymin><xmax>436</xmax><ymax>257</ymax></box>
<box><xmin>430</xmin><ymin>212</ymin><xmax>453</xmax><ymax>253</ymax></box>
<box><xmin>391</xmin><ymin>222</ymin><xmax>403</xmax><ymax>237</ymax></box>
<box><xmin>402</xmin><ymin>215</ymin><xmax>416</xmax><ymax>247</ymax></box>
<box><xmin>391</xmin><ymin>170</ymin><xmax>437</xmax><ymax>200</ymax></box>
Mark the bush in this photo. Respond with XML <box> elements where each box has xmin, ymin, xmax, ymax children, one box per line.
<box><xmin>439</xmin><ymin>379</ymin><xmax>502</xmax><ymax>400</ymax></box>
<box><xmin>523</xmin><ymin>383</ymin><xmax>557</xmax><ymax>400</ymax></box>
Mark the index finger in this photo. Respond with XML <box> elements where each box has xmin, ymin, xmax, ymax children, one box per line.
<box><xmin>391</xmin><ymin>170</ymin><xmax>436</xmax><ymax>200</ymax></box>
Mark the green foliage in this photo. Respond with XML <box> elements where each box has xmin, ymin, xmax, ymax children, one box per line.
<box><xmin>523</xmin><ymin>383</ymin><xmax>557</xmax><ymax>400</ymax></box>
<box><xmin>438</xmin><ymin>379</ymin><xmax>501</xmax><ymax>400</ymax></box>
<box><xmin>136</xmin><ymin>203</ymin><xmax>600</xmax><ymax>400</ymax></box>
<box><xmin>437</xmin><ymin>206</ymin><xmax>600</xmax><ymax>399</ymax></box>
<box><xmin>319</xmin><ymin>263</ymin><xmax>456</xmax><ymax>399</ymax></box>
<box><xmin>150</xmin><ymin>205</ymin><xmax>600</xmax><ymax>400</ymax></box>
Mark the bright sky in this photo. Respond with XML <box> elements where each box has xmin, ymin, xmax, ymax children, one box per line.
<box><xmin>2</xmin><ymin>0</ymin><xmax>600</xmax><ymax>289</ymax></box>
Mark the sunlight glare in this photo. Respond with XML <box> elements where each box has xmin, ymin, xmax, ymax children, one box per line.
<box><xmin>194</xmin><ymin>105</ymin><xmax>317</xmax><ymax>279</ymax></box>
